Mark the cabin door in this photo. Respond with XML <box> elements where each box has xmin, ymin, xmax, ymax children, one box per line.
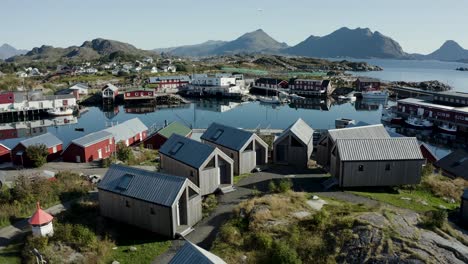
<box><xmin>97</xmin><ymin>149</ymin><xmax>102</xmax><ymax>159</ymax></box>
<box><xmin>76</xmin><ymin>156</ymin><xmax>81</xmax><ymax>163</ymax></box>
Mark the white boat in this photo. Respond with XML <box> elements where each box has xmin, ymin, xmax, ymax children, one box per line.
<box><xmin>404</xmin><ymin>116</ymin><xmax>433</xmax><ymax>129</ymax></box>
<box><xmin>438</xmin><ymin>123</ymin><xmax>457</xmax><ymax>134</ymax></box>
<box><xmin>47</xmin><ymin>107</ymin><xmax>74</xmax><ymax>116</ymax></box>
<box><xmin>362</xmin><ymin>90</ymin><xmax>389</xmax><ymax>99</ymax></box>
<box><xmin>258</xmin><ymin>96</ymin><xmax>281</xmax><ymax>104</ymax></box>
<box><xmin>289</xmin><ymin>93</ymin><xmax>306</xmax><ymax>100</ymax></box>
<box><xmin>381</xmin><ymin>108</ymin><xmax>403</xmax><ymax>124</ymax></box>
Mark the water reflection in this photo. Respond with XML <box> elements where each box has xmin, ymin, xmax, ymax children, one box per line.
<box><xmin>0</xmin><ymin>116</ymin><xmax>78</xmax><ymax>140</ymax></box>
<box><xmin>289</xmin><ymin>97</ymin><xmax>333</xmax><ymax>111</ymax></box>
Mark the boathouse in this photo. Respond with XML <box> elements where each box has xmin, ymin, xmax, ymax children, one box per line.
<box><xmin>160</xmin><ymin>134</ymin><xmax>234</xmax><ymax>196</ymax></box>
<box><xmin>330</xmin><ymin>138</ymin><xmax>424</xmax><ymax>187</ymax></box>
<box><xmin>148</xmin><ymin>75</ymin><xmax>190</xmax><ymax>92</ymax></box>
<box><xmin>104</xmin><ymin>118</ymin><xmax>148</xmax><ymax>146</ymax></box>
<box><xmin>354</xmin><ymin>77</ymin><xmax>381</xmax><ymax>91</ymax></box>
<box><xmin>0</xmin><ymin>143</ymin><xmax>11</xmax><ymax>163</ymax></box>
<box><xmin>289</xmin><ymin>79</ymin><xmax>334</xmax><ymax>96</ymax></box>
<box><xmin>143</xmin><ymin>121</ymin><xmax>192</xmax><ymax>150</ymax></box>
<box><xmin>98</xmin><ymin>164</ymin><xmax>202</xmax><ymax>238</ymax></box>
<box><xmin>253</xmin><ymin>78</ymin><xmax>289</xmax><ymax>90</ymax></box>
<box><xmin>434</xmin><ymin>149</ymin><xmax>468</xmax><ymax>179</ymax></box>
<box><xmin>461</xmin><ymin>189</ymin><xmax>468</xmax><ymax>226</ymax></box>
<box><xmin>69</xmin><ymin>83</ymin><xmax>89</xmax><ymax>95</ymax></box>
<box><xmin>169</xmin><ymin>240</ymin><xmax>227</xmax><ymax>264</ymax></box>
<box><xmin>12</xmin><ymin>133</ymin><xmax>63</xmax><ymax>166</ymax></box>
<box><xmin>123</xmin><ymin>88</ymin><xmax>155</xmax><ymax>102</ymax></box>
<box><xmin>316</xmin><ymin>124</ymin><xmax>390</xmax><ymax>169</ymax></box>
<box><xmin>62</xmin><ymin>130</ymin><xmax>115</xmax><ymax>163</ymax></box>
<box><xmin>102</xmin><ymin>83</ymin><xmax>119</xmax><ymax>103</ymax></box>
<box><xmin>273</xmin><ymin>119</ymin><xmax>314</xmax><ymax>168</ymax></box>
<box><xmin>420</xmin><ymin>143</ymin><xmax>439</xmax><ymax>165</ymax></box>
<box><xmin>201</xmin><ymin>123</ymin><xmax>268</xmax><ymax>175</ymax></box>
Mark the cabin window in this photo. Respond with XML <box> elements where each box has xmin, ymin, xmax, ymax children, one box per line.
<box><xmin>150</xmin><ymin>208</ymin><xmax>155</xmax><ymax>215</ymax></box>
<box><xmin>212</xmin><ymin>129</ymin><xmax>224</xmax><ymax>141</ymax></box>
<box><xmin>135</xmin><ymin>92</ymin><xmax>139</xmax><ymax>96</ymax></box>
<box><xmin>170</xmin><ymin>142</ymin><xmax>184</xmax><ymax>154</ymax></box>
<box><xmin>291</xmin><ymin>136</ymin><xmax>302</xmax><ymax>147</ymax></box>
<box><xmin>125</xmin><ymin>200</ymin><xmax>130</xmax><ymax>208</ymax></box>
<box><xmin>358</xmin><ymin>165</ymin><xmax>364</xmax><ymax>172</ymax></box>
<box><xmin>385</xmin><ymin>164</ymin><xmax>391</xmax><ymax>171</ymax></box>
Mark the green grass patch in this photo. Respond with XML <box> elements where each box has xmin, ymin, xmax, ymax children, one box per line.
<box><xmin>234</xmin><ymin>173</ymin><xmax>252</xmax><ymax>184</ymax></box>
<box><xmin>0</xmin><ymin>243</ymin><xmax>22</xmax><ymax>264</ymax></box>
<box><xmin>350</xmin><ymin>189</ymin><xmax>457</xmax><ymax>212</ymax></box>
<box><xmin>111</xmin><ymin>240</ymin><xmax>171</xmax><ymax>264</ymax></box>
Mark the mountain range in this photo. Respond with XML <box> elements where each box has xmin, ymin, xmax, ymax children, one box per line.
<box><xmin>0</xmin><ymin>44</ymin><xmax>28</xmax><ymax>60</ymax></box>
<box><xmin>3</xmin><ymin>27</ymin><xmax>468</xmax><ymax>63</ymax></box>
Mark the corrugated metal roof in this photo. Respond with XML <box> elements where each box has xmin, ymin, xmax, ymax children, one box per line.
<box><xmin>201</xmin><ymin>123</ymin><xmax>253</xmax><ymax>151</ymax></box>
<box><xmin>435</xmin><ymin>149</ymin><xmax>468</xmax><ymax>178</ymax></box>
<box><xmin>72</xmin><ymin>130</ymin><xmax>113</xmax><ymax>148</ymax></box>
<box><xmin>98</xmin><ymin>164</ymin><xmax>187</xmax><ymax>207</ymax></box>
<box><xmin>158</xmin><ymin>122</ymin><xmax>192</xmax><ymax>139</ymax></box>
<box><xmin>20</xmin><ymin>132</ymin><xmax>62</xmax><ymax>148</ymax></box>
<box><xmin>160</xmin><ymin>134</ymin><xmax>215</xmax><ymax>169</ymax></box>
<box><xmin>102</xmin><ymin>83</ymin><xmax>118</xmax><ymax>92</ymax></box>
<box><xmin>70</xmin><ymin>83</ymin><xmax>89</xmax><ymax>90</ymax></box>
<box><xmin>276</xmin><ymin>118</ymin><xmax>314</xmax><ymax>145</ymax></box>
<box><xmin>328</xmin><ymin>124</ymin><xmax>390</xmax><ymax>142</ymax></box>
<box><xmin>336</xmin><ymin>138</ymin><xmax>424</xmax><ymax>161</ymax></box>
<box><xmin>104</xmin><ymin>118</ymin><xmax>148</xmax><ymax>143</ymax></box>
<box><xmin>169</xmin><ymin>241</ymin><xmax>226</xmax><ymax>264</ymax></box>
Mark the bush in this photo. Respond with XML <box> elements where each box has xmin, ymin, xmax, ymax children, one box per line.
<box><xmin>270</xmin><ymin>240</ymin><xmax>302</xmax><ymax>264</ymax></box>
<box><xmin>219</xmin><ymin>225</ymin><xmax>242</xmax><ymax>246</ymax></box>
<box><xmin>25</xmin><ymin>144</ymin><xmax>49</xmax><ymax>167</ymax></box>
<box><xmin>268</xmin><ymin>180</ymin><xmax>277</xmax><ymax>193</ymax></box>
<box><xmin>253</xmin><ymin>232</ymin><xmax>273</xmax><ymax>250</ymax></box>
<box><xmin>421</xmin><ymin>210</ymin><xmax>447</xmax><ymax>229</ymax></box>
<box><xmin>116</xmin><ymin>142</ymin><xmax>134</xmax><ymax>162</ymax></box>
<box><xmin>202</xmin><ymin>194</ymin><xmax>218</xmax><ymax>217</ymax></box>
<box><xmin>277</xmin><ymin>179</ymin><xmax>293</xmax><ymax>193</ymax></box>
<box><xmin>100</xmin><ymin>157</ymin><xmax>112</xmax><ymax>168</ymax></box>
<box><xmin>53</xmin><ymin>223</ymin><xmax>97</xmax><ymax>249</ymax></box>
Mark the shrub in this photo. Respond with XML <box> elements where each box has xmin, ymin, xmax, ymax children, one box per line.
<box><xmin>25</xmin><ymin>144</ymin><xmax>49</xmax><ymax>167</ymax></box>
<box><xmin>116</xmin><ymin>142</ymin><xmax>134</xmax><ymax>162</ymax></box>
<box><xmin>100</xmin><ymin>157</ymin><xmax>112</xmax><ymax>168</ymax></box>
<box><xmin>202</xmin><ymin>194</ymin><xmax>218</xmax><ymax>217</ymax></box>
<box><xmin>219</xmin><ymin>225</ymin><xmax>242</xmax><ymax>246</ymax></box>
<box><xmin>251</xmin><ymin>232</ymin><xmax>273</xmax><ymax>250</ymax></box>
<box><xmin>53</xmin><ymin>223</ymin><xmax>97</xmax><ymax>249</ymax></box>
<box><xmin>421</xmin><ymin>174</ymin><xmax>468</xmax><ymax>202</ymax></box>
<box><xmin>420</xmin><ymin>210</ymin><xmax>447</xmax><ymax>229</ymax></box>
<box><xmin>268</xmin><ymin>180</ymin><xmax>277</xmax><ymax>193</ymax></box>
<box><xmin>270</xmin><ymin>240</ymin><xmax>302</xmax><ymax>264</ymax></box>
<box><xmin>277</xmin><ymin>179</ymin><xmax>293</xmax><ymax>193</ymax></box>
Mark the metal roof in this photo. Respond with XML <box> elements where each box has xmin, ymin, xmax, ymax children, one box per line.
<box><xmin>328</xmin><ymin>124</ymin><xmax>390</xmax><ymax>142</ymax></box>
<box><xmin>276</xmin><ymin>118</ymin><xmax>314</xmax><ymax>145</ymax></box>
<box><xmin>157</xmin><ymin>122</ymin><xmax>192</xmax><ymax>139</ymax></box>
<box><xmin>336</xmin><ymin>138</ymin><xmax>424</xmax><ymax>161</ymax></box>
<box><xmin>98</xmin><ymin>164</ymin><xmax>188</xmax><ymax>207</ymax></box>
<box><xmin>169</xmin><ymin>241</ymin><xmax>226</xmax><ymax>264</ymax></box>
<box><xmin>71</xmin><ymin>130</ymin><xmax>113</xmax><ymax>148</ymax></box>
<box><xmin>20</xmin><ymin>132</ymin><xmax>62</xmax><ymax>148</ymax></box>
<box><xmin>160</xmin><ymin>134</ymin><xmax>215</xmax><ymax>169</ymax></box>
<box><xmin>398</xmin><ymin>98</ymin><xmax>455</xmax><ymax>110</ymax></box>
<box><xmin>102</xmin><ymin>83</ymin><xmax>118</xmax><ymax>92</ymax></box>
<box><xmin>104</xmin><ymin>118</ymin><xmax>148</xmax><ymax>143</ymax></box>
<box><xmin>435</xmin><ymin>149</ymin><xmax>468</xmax><ymax>179</ymax></box>
<box><xmin>70</xmin><ymin>83</ymin><xmax>89</xmax><ymax>90</ymax></box>
<box><xmin>201</xmin><ymin>123</ymin><xmax>253</xmax><ymax>151</ymax></box>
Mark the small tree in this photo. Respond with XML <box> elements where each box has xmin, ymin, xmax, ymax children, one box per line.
<box><xmin>26</xmin><ymin>144</ymin><xmax>49</xmax><ymax>168</ymax></box>
<box><xmin>116</xmin><ymin>142</ymin><xmax>133</xmax><ymax>162</ymax></box>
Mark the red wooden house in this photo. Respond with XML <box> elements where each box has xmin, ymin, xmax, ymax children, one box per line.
<box><xmin>355</xmin><ymin>77</ymin><xmax>381</xmax><ymax>91</ymax></box>
<box><xmin>104</xmin><ymin>118</ymin><xmax>148</xmax><ymax>147</ymax></box>
<box><xmin>420</xmin><ymin>143</ymin><xmax>438</xmax><ymax>165</ymax></box>
<box><xmin>123</xmin><ymin>88</ymin><xmax>155</xmax><ymax>102</ymax></box>
<box><xmin>0</xmin><ymin>143</ymin><xmax>11</xmax><ymax>163</ymax></box>
<box><xmin>253</xmin><ymin>78</ymin><xmax>289</xmax><ymax>90</ymax></box>
<box><xmin>12</xmin><ymin>133</ymin><xmax>63</xmax><ymax>167</ymax></box>
<box><xmin>143</xmin><ymin>121</ymin><xmax>192</xmax><ymax>149</ymax></box>
<box><xmin>63</xmin><ymin>130</ymin><xmax>115</xmax><ymax>163</ymax></box>
<box><xmin>148</xmin><ymin>76</ymin><xmax>190</xmax><ymax>92</ymax></box>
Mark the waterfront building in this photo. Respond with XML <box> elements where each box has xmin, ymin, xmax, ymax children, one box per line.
<box><xmin>123</xmin><ymin>88</ymin><xmax>156</xmax><ymax>102</ymax></box>
<box><xmin>12</xmin><ymin>132</ymin><xmax>63</xmax><ymax>167</ymax></box>
<box><xmin>143</xmin><ymin>121</ymin><xmax>192</xmax><ymax>150</ymax></box>
<box><xmin>101</xmin><ymin>83</ymin><xmax>119</xmax><ymax>104</ymax></box>
<box><xmin>148</xmin><ymin>75</ymin><xmax>190</xmax><ymax>92</ymax></box>
<box><xmin>159</xmin><ymin>134</ymin><xmax>234</xmax><ymax>196</ymax></box>
<box><xmin>252</xmin><ymin>78</ymin><xmax>289</xmax><ymax>91</ymax></box>
<box><xmin>0</xmin><ymin>143</ymin><xmax>11</xmax><ymax>163</ymax></box>
<box><xmin>201</xmin><ymin>123</ymin><xmax>268</xmax><ymax>175</ymax></box>
<box><xmin>69</xmin><ymin>83</ymin><xmax>90</xmax><ymax>95</ymax></box>
<box><xmin>354</xmin><ymin>77</ymin><xmax>381</xmax><ymax>91</ymax></box>
<box><xmin>433</xmin><ymin>91</ymin><xmax>468</xmax><ymax>106</ymax></box>
<box><xmin>273</xmin><ymin>118</ymin><xmax>314</xmax><ymax>168</ymax></box>
<box><xmin>98</xmin><ymin>164</ymin><xmax>202</xmax><ymax>238</ymax></box>
<box><xmin>62</xmin><ymin>130</ymin><xmax>115</xmax><ymax>163</ymax></box>
<box><xmin>103</xmin><ymin>118</ymin><xmax>148</xmax><ymax>147</ymax></box>
<box><xmin>289</xmin><ymin>79</ymin><xmax>334</xmax><ymax>96</ymax></box>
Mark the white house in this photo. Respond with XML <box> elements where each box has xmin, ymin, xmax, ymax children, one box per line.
<box><xmin>69</xmin><ymin>83</ymin><xmax>89</xmax><ymax>95</ymax></box>
<box><xmin>191</xmin><ymin>76</ymin><xmax>236</xmax><ymax>87</ymax></box>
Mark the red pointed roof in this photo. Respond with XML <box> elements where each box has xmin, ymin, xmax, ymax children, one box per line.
<box><xmin>29</xmin><ymin>202</ymin><xmax>53</xmax><ymax>225</ymax></box>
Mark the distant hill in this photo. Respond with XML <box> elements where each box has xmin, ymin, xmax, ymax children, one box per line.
<box><xmin>423</xmin><ymin>40</ymin><xmax>468</xmax><ymax>61</ymax></box>
<box><xmin>0</xmin><ymin>44</ymin><xmax>28</xmax><ymax>60</ymax></box>
<box><xmin>8</xmin><ymin>38</ymin><xmax>153</xmax><ymax>62</ymax></box>
<box><xmin>286</xmin><ymin>27</ymin><xmax>408</xmax><ymax>59</ymax></box>
<box><xmin>156</xmin><ymin>29</ymin><xmax>288</xmax><ymax>57</ymax></box>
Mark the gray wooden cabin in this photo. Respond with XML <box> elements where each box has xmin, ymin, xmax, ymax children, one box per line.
<box><xmin>330</xmin><ymin>138</ymin><xmax>424</xmax><ymax>187</ymax></box>
<box><xmin>316</xmin><ymin>124</ymin><xmax>390</xmax><ymax>169</ymax></box>
<box><xmin>461</xmin><ymin>189</ymin><xmax>468</xmax><ymax>225</ymax></box>
<box><xmin>98</xmin><ymin>164</ymin><xmax>202</xmax><ymax>238</ymax></box>
<box><xmin>201</xmin><ymin>123</ymin><xmax>268</xmax><ymax>175</ymax></box>
<box><xmin>273</xmin><ymin>118</ymin><xmax>314</xmax><ymax>168</ymax></box>
<box><xmin>160</xmin><ymin>134</ymin><xmax>234</xmax><ymax>196</ymax></box>
<box><xmin>169</xmin><ymin>240</ymin><xmax>227</xmax><ymax>264</ymax></box>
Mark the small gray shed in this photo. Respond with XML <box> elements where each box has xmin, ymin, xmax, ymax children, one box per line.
<box><xmin>331</xmin><ymin>138</ymin><xmax>424</xmax><ymax>187</ymax></box>
<box><xmin>160</xmin><ymin>134</ymin><xmax>234</xmax><ymax>196</ymax></box>
<box><xmin>461</xmin><ymin>189</ymin><xmax>468</xmax><ymax>225</ymax></box>
<box><xmin>273</xmin><ymin>118</ymin><xmax>314</xmax><ymax>168</ymax></box>
<box><xmin>201</xmin><ymin>123</ymin><xmax>268</xmax><ymax>175</ymax></box>
<box><xmin>316</xmin><ymin>124</ymin><xmax>390</xmax><ymax>169</ymax></box>
<box><xmin>169</xmin><ymin>240</ymin><xmax>227</xmax><ymax>264</ymax></box>
<box><xmin>98</xmin><ymin>164</ymin><xmax>202</xmax><ymax>238</ymax></box>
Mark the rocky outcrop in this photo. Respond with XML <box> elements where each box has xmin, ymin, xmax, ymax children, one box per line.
<box><xmin>456</xmin><ymin>67</ymin><xmax>468</xmax><ymax>71</ymax></box>
<box><xmin>392</xmin><ymin>80</ymin><xmax>452</xmax><ymax>91</ymax></box>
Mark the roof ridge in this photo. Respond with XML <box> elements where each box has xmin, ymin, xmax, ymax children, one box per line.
<box><xmin>328</xmin><ymin>124</ymin><xmax>383</xmax><ymax>132</ymax></box>
<box><xmin>110</xmin><ymin>164</ymin><xmax>187</xmax><ymax>182</ymax></box>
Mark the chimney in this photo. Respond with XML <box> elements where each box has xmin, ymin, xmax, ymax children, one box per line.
<box><xmin>164</xmin><ymin>120</ymin><xmax>168</xmax><ymax>127</ymax></box>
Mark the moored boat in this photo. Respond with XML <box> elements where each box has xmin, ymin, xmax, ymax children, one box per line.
<box><xmin>381</xmin><ymin>108</ymin><xmax>403</xmax><ymax>124</ymax></box>
<box><xmin>362</xmin><ymin>90</ymin><xmax>389</xmax><ymax>99</ymax></box>
<box><xmin>258</xmin><ymin>96</ymin><xmax>281</xmax><ymax>104</ymax></box>
<box><xmin>437</xmin><ymin>123</ymin><xmax>457</xmax><ymax>134</ymax></box>
<box><xmin>404</xmin><ymin>116</ymin><xmax>433</xmax><ymax>129</ymax></box>
<box><xmin>47</xmin><ymin>107</ymin><xmax>74</xmax><ymax>116</ymax></box>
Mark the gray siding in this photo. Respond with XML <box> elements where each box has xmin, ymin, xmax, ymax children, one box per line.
<box><xmin>203</xmin><ymin>141</ymin><xmax>240</xmax><ymax>174</ymax></box>
<box><xmin>160</xmin><ymin>154</ymin><xmax>200</xmax><ymax>185</ymax></box>
<box><xmin>273</xmin><ymin>133</ymin><xmax>312</xmax><ymax>168</ymax></box>
<box><xmin>99</xmin><ymin>190</ymin><xmax>174</xmax><ymax>237</ymax></box>
<box><xmin>338</xmin><ymin>160</ymin><xmax>423</xmax><ymax>187</ymax></box>
<box><xmin>239</xmin><ymin>151</ymin><xmax>256</xmax><ymax>174</ymax></box>
<box><xmin>200</xmin><ymin>167</ymin><xmax>220</xmax><ymax>195</ymax></box>
<box><xmin>461</xmin><ymin>199</ymin><xmax>468</xmax><ymax>224</ymax></box>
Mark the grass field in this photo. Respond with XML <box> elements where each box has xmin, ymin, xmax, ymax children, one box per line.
<box><xmin>111</xmin><ymin>239</ymin><xmax>171</xmax><ymax>264</ymax></box>
<box><xmin>0</xmin><ymin>243</ymin><xmax>22</xmax><ymax>264</ymax></box>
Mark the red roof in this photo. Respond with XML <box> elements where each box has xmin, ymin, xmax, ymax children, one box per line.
<box><xmin>28</xmin><ymin>202</ymin><xmax>53</xmax><ymax>225</ymax></box>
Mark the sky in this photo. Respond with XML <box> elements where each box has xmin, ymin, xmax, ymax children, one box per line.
<box><xmin>1</xmin><ymin>0</ymin><xmax>468</xmax><ymax>54</ymax></box>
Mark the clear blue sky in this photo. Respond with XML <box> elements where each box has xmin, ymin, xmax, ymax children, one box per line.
<box><xmin>1</xmin><ymin>0</ymin><xmax>467</xmax><ymax>54</ymax></box>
